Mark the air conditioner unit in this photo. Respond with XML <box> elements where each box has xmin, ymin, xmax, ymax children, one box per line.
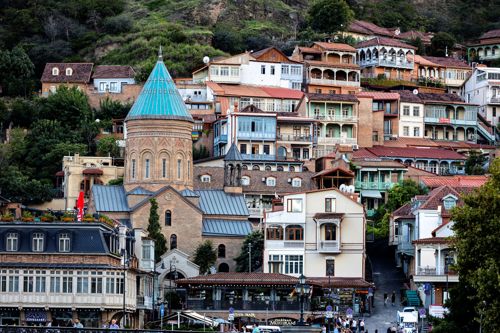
<box><xmin>287</xmin><ymin>178</ymin><xmax>292</xmax><ymax>183</ymax></box>
<box><xmin>352</xmin><ymin>144</ymin><xmax>359</xmax><ymax>151</ymax></box>
<box><xmin>262</xmin><ymin>177</ymin><xmax>266</xmax><ymax>182</ymax></box>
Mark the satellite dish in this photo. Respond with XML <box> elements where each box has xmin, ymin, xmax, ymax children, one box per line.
<box><xmin>339</xmin><ymin>184</ymin><xmax>347</xmax><ymax>192</ymax></box>
<box><xmin>413</xmin><ymin>89</ymin><xmax>419</xmax><ymax>95</ymax></box>
<box><xmin>203</xmin><ymin>56</ymin><xmax>210</xmax><ymax>64</ymax></box>
<box><xmin>347</xmin><ymin>185</ymin><xmax>355</xmax><ymax>193</ymax></box>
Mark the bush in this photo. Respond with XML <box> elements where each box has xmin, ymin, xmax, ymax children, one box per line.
<box><xmin>103</xmin><ymin>14</ymin><xmax>133</xmax><ymax>35</ymax></box>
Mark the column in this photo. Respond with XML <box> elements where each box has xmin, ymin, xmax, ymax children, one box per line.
<box><xmin>437</xmin><ymin>247</ymin><xmax>441</xmax><ymax>275</ymax></box>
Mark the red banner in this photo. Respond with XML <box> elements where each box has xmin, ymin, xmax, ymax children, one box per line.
<box><xmin>76</xmin><ymin>191</ymin><xmax>84</xmax><ymax>222</ymax></box>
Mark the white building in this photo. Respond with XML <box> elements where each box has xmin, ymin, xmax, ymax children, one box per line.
<box><xmin>398</xmin><ymin>94</ymin><xmax>425</xmax><ymax>138</ymax></box>
<box><xmin>463</xmin><ymin>66</ymin><xmax>500</xmax><ymax>128</ymax></box>
<box><xmin>263</xmin><ymin>188</ymin><xmax>365</xmax><ymax>279</ymax></box>
<box><xmin>92</xmin><ymin>65</ymin><xmax>136</xmax><ymax>93</ymax></box>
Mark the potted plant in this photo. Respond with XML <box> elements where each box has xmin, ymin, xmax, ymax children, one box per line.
<box><xmin>98</xmin><ymin>214</ymin><xmax>114</xmax><ymax>226</ymax></box>
<box><xmin>40</xmin><ymin>212</ymin><xmax>55</xmax><ymax>222</ymax></box>
<box><xmin>0</xmin><ymin>213</ymin><xmax>14</xmax><ymax>222</ymax></box>
<box><xmin>21</xmin><ymin>211</ymin><xmax>34</xmax><ymax>222</ymax></box>
<box><xmin>61</xmin><ymin>213</ymin><xmax>75</xmax><ymax>222</ymax></box>
<box><xmin>83</xmin><ymin>213</ymin><xmax>95</xmax><ymax>222</ymax></box>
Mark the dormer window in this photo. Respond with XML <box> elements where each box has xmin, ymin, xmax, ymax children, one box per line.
<box><xmin>65</xmin><ymin>68</ymin><xmax>73</xmax><ymax>76</ymax></box>
<box><xmin>6</xmin><ymin>232</ymin><xmax>18</xmax><ymax>252</ymax></box>
<box><xmin>52</xmin><ymin>67</ymin><xmax>59</xmax><ymax>76</ymax></box>
<box><xmin>266</xmin><ymin>177</ymin><xmax>276</xmax><ymax>187</ymax></box>
<box><xmin>201</xmin><ymin>175</ymin><xmax>211</xmax><ymax>183</ymax></box>
<box><xmin>292</xmin><ymin>178</ymin><xmax>302</xmax><ymax>187</ymax></box>
<box><xmin>58</xmin><ymin>233</ymin><xmax>71</xmax><ymax>252</ymax></box>
<box><xmin>241</xmin><ymin>176</ymin><xmax>250</xmax><ymax>186</ymax></box>
<box><xmin>443</xmin><ymin>195</ymin><xmax>458</xmax><ymax>210</ymax></box>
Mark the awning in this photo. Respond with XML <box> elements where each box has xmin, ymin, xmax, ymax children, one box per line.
<box><xmin>361</xmin><ymin>190</ymin><xmax>382</xmax><ymax>199</ymax></box>
<box><xmin>83</xmin><ymin>168</ymin><xmax>103</xmax><ymax>175</ymax></box>
<box><xmin>25</xmin><ymin>310</ymin><xmax>47</xmax><ymax>322</ymax></box>
<box><xmin>164</xmin><ymin>311</ymin><xmax>218</xmax><ymax>327</ymax></box>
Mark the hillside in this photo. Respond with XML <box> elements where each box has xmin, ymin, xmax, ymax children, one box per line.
<box><xmin>1</xmin><ymin>0</ymin><xmax>499</xmax><ymax>81</ymax></box>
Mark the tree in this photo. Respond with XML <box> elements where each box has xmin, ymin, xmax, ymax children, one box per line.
<box><xmin>307</xmin><ymin>0</ymin><xmax>354</xmax><ymax>34</ymax></box>
<box><xmin>97</xmin><ymin>136</ymin><xmax>121</xmax><ymax>158</ymax></box>
<box><xmin>430</xmin><ymin>32</ymin><xmax>456</xmax><ymax>57</ymax></box>
<box><xmin>193</xmin><ymin>240</ymin><xmax>217</xmax><ymax>275</ymax></box>
<box><xmin>235</xmin><ymin>230</ymin><xmax>264</xmax><ymax>272</ymax></box>
<box><xmin>0</xmin><ymin>46</ymin><xmax>35</xmax><ymax>96</ymax></box>
<box><xmin>465</xmin><ymin>151</ymin><xmax>487</xmax><ymax>175</ymax></box>
<box><xmin>408</xmin><ymin>37</ymin><xmax>426</xmax><ymax>56</ymax></box>
<box><xmin>147</xmin><ymin>199</ymin><xmax>167</xmax><ymax>263</ymax></box>
<box><xmin>443</xmin><ymin>158</ymin><xmax>500</xmax><ymax>332</ymax></box>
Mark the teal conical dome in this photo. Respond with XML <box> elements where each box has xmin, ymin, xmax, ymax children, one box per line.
<box><xmin>126</xmin><ymin>58</ymin><xmax>193</xmax><ymax>122</ymax></box>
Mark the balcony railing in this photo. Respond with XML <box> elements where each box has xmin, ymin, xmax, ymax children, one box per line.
<box><xmin>355</xmin><ymin>180</ymin><xmax>395</xmax><ymax>191</ymax></box>
<box><xmin>424</xmin><ymin>117</ymin><xmax>477</xmax><ymax>126</ymax></box>
<box><xmin>309</xmin><ymin>78</ymin><xmax>360</xmax><ymax>87</ymax></box>
<box><xmin>359</xmin><ymin>58</ymin><xmax>414</xmax><ymax>69</ymax></box>
<box><xmin>266</xmin><ymin>240</ymin><xmax>305</xmax><ymax>249</ymax></box>
<box><xmin>312</xmin><ymin>115</ymin><xmax>358</xmax><ymax>122</ymax></box>
<box><xmin>319</xmin><ymin>240</ymin><xmax>340</xmax><ymax>253</ymax></box>
<box><xmin>488</xmin><ymin>96</ymin><xmax>500</xmax><ymax>104</ymax></box>
<box><xmin>186</xmin><ymin>299</ymin><xmax>309</xmax><ymax>311</ymax></box>
<box><xmin>241</xmin><ymin>154</ymin><xmax>286</xmax><ymax>161</ymax></box>
<box><xmin>237</xmin><ymin>131</ymin><xmax>276</xmax><ymax>140</ymax></box>
<box><xmin>214</xmin><ymin>134</ymin><xmax>227</xmax><ymax>145</ymax></box>
<box><xmin>248</xmin><ymin>207</ymin><xmax>272</xmax><ymax>217</ymax></box>
<box><xmin>317</xmin><ymin>137</ymin><xmax>357</xmax><ymax>145</ymax></box>
<box><xmin>276</xmin><ymin>134</ymin><xmax>314</xmax><ymax>142</ymax></box>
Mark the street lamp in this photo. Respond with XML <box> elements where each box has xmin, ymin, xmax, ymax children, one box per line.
<box><xmin>168</xmin><ymin>262</ymin><xmax>178</xmax><ymax>315</ymax></box>
<box><xmin>121</xmin><ymin>249</ymin><xmax>130</xmax><ymax>328</ymax></box>
<box><xmin>444</xmin><ymin>254</ymin><xmax>454</xmax><ymax>303</ymax></box>
<box><xmin>296</xmin><ymin>274</ymin><xmax>310</xmax><ymax>326</ymax></box>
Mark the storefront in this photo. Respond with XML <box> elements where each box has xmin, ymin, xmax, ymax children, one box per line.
<box><xmin>0</xmin><ymin>308</ymin><xmax>20</xmax><ymax>325</ymax></box>
<box><xmin>24</xmin><ymin>308</ymin><xmax>48</xmax><ymax>326</ymax></box>
<box><xmin>77</xmin><ymin>309</ymin><xmax>101</xmax><ymax>328</ymax></box>
<box><xmin>51</xmin><ymin>308</ymin><xmax>73</xmax><ymax>327</ymax></box>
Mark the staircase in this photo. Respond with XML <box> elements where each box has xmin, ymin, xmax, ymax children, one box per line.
<box><xmin>405</xmin><ymin>290</ymin><xmax>421</xmax><ymax>307</ymax></box>
<box><xmin>476</xmin><ymin>113</ymin><xmax>496</xmax><ymax>144</ymax></box>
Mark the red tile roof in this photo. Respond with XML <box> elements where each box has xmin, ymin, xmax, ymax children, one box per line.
<box><xmin>418</xmin><ymin>185</ymin><xmax>474</xmax><ymax>213</ymax></box>
<box><xmin>41</xmin><ymin>63</ymin><xmax>93</xmax><ymax>83</ymax></box>
<box><xmin>353</xmin><ymin>159</ymin><xmax>406</xmax><ymax>168</ymax></box>
<box><xmin>392</xmin><ymin>202</ymin><xmax>413</xmax><ymax>219</ymax></box>
<box><xmin>366</xmin><ymin>146</ymin><xmax>467</xmax><ymax>160</ymax></box>
<box><xmin>260</xmin><ymin>87</ymin><xmax>304</xmax><ymax>99</ymax></box>
<box><xmin>413</xmin><ymin>237</ymin><xmax>451</xmax><ymax>244</ymax></box>
<box><xmin>313</xmin><ymin>166</ymin><xmax>355</xmax><ymax>178</ymax></box>
<box><xmin>176</xmin><ymin>272</ymin><xmax>298</xmax><ymax>286</ymax></box>
<box><xmin>357</xmin><ymin>91</ymin><xmax>400</xmax><ymax>100</ymax></box>
<box><xmin>298</xmin><ymin>46</ymin><xmax>322</xmax><ymax>54</ymax></box>
<box><xmin>313</xmin><ymin>42</ymin><xmax>356</xmax><ymax>52</ymax></box>
<box><xmin>479</xmin><ymin>29</ymin><xmax>500</xmax><ymax>40</ymax></box>
<box><xmin>356</xmin><ymin>37</ymin><xmax>417</xmax><ymax>50</ymax></box>
<box><xmin>422</xmin><ymin>56</ymin><xmax>471</xmax><ymax>69</ymax></box>
<box><xmin>352</xmin><ymin>148</ymin><xmax>378</xmax><ymax>159</ymax></box>
<box><xmin>414</xmin><ymin>55</ymin><xmax>441</xmax><ymax>67</ymax></box>
<box><xmin>420</xmin><ymin>175</ymin><xmax>488</xmax><ymax>188</ymax></box>
<box><xmin>348</xmin><ymin>20</ymin><xmax>395</xmax><ymax>37</ymax></box>
<box><xmin>92</xmin><ymin>65</ymin><xmax>135</xmax><ymax>79</ymax></box>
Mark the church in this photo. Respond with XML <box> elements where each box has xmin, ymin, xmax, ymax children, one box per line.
<box><xmin>88</xmin><ymin>52</ymin><xmax>253</xmax><ymax>281</ymax></box>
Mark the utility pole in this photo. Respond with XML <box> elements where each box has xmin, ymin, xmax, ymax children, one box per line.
<box><xmin>248</xmin><ymin>243</ymin><xmax>252</xmax><ymax>273</ymax></box>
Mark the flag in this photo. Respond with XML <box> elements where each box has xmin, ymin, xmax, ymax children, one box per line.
<box><xmin>76</xmin><ymin>191</ymin><xmax>84</xmax><ymax>222</ymax></box>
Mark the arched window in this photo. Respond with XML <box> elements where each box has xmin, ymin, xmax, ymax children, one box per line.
<box><xmin>218</xmin><ymin>244</ymin><xmax>226</xmax><ymax>258</ymax></box>
<box><xmin>52</xmin><ymin>67</ymin><xmax>59</xmax><ymax>76</ymax></box>
<box><xmin>252</xmin><ymin>165</ymin><xmax>260</xmax><ymax>171</ymax></box>
<box><xmin>165</xmin><ymin>210</ymin><xmax>172</xmax><ymax>226</ymax></box>
<box><xmin>285</xmin><ymin>225</ymin><xmax>304</xmax><ymax>240</ymax></box>
<box><xmin>131</xmin><ymin>158</ymin><xmax>136</xmax><ymax>179</ymax></box>
<box><xmin>242</xmin><ymin>165</ymin><xmax>248</xmax><ymax>170</ymax></box>
<box><xmin>277</xmin><ymin>166</ymin><xmax>284</xmax><ymax>172</ymax></box>
<box><xmin>218</xmin><ymin>263</ymin><xmax>229</xmax><ymax>272</ymax></box>
<box><xmin>162</xmin><ymin>158</ymin><xmax>168</xmax><ymax>178</ymax></box>
<box><xmin>266</xmin><ymin>225</ymin><xmax>283</xmax><ymax>240</ymax></box>
<box><xmin>144</xmin><ymin>158</ymin><xmax>150</xmax><ymax>178</ymax></box>
<box><xmin>324</xmin><ymin>223</ymin><xmax>337</xmax><ymax>240</ymax></box>
<box><xmin>265</xmin><ymin>165</ymin><xmax>271</xmax><ymax>171</ymax></box>
<box><xmin>177</xmin><ymin>159</ymin><xmax>182</xmax><ymax>179</ymax></box>
<box><xmin>65</xmin><ymin>68</ymin><xmax>73</xmax><ymax>76</ymax></box>
<box><xmin>170</xmin><ymin>234</ymin><xmax>177</xmax><ymax>250</ymax></box>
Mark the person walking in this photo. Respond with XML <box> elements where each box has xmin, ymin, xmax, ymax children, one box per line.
<box><xmin>383</xmin><ymin>293</ymin><xmax>388</xmax><ymax>306</ymax></box>
<box><xmin>359</xmin><ymin>319</ymin><xmax>365</xmax><ymax>332</ymax></box>
<box><xmin>252</xmin><ymin>323</ymin><xmax>260</xmax><ymax>333</ymax></box>
<box><xmin>391</xmin><ymin>291</ymin><xmax>396</xmax><ymax>307</ymax></box>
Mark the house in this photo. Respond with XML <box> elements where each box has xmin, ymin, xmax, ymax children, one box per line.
<box><xmin>356</xmin><ymin>37</ymin><xmax>416</xmax><ymax>81</ymax></box>
<box><xmin>421</xmin><ymin>57</ymin><xmax>471</xmax><ymax>94</ymax></box>
<box><xmin>92</xmin><ymin>65</ymin><xmax>135</xmax><ymax>93</ymax></box>
<box><xmin>263</xmin><ymin>188</ymin><xmax>370</xmax><ymax>316</ymax></box>
<box><xmin>0</xmin><ymin>219</ymin><xmax>154</xmax><ymax>328</ymax></box>
<box><xmin>291</xmin><ymin>42</ymin><xmax>361</xmax><ymax>95</ymax></box>
<box><xmin>463</xmin><ymin>66</ymin><xmax>500</xmax><ymax>133</ymax></box>
<box><xmin>467</xmin><ymin>29</ymin><xmax>500</xmax><ymax>62</ymax></box>
<box><xmin>357</xmin><ymin>91</ymin><xmax>400</xmax><ymax>143</ymax></box>
<box><xmin>298</xmin><ymin>93</ymin><xmax>359</xmax><ymax>157</ymax></box>
<box><xmin>342</xmin><ymin>20</ymin><xmax>397</xmax><ymax>41</ymax></box>
<box><xmin>41</xmin><ymin>63</ymin><xmax>93</xmax><ymax>96</ymax></box>
<box><xmin>397</xmin><ymin>90</ymin><xmax>425</xmax><ymax>139</ymax></box>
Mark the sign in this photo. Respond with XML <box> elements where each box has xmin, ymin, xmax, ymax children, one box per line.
<box><xmin>228</xmin><ymin>307</ymin><xmax>234</xmax><ymax>314</ymax></box>
<box><xmin>228</xmin><ymin>314</ymin><xmax>234</xmax><ymax>321</ymax></box>
<box><xmin>160</xmin><ymin>303</ymin><xmax>165</xmax><ymax>317</ymax></box>
<box><xmin>346</xmin><ymin>308</ymin><xmax>353</xmax><ymax>318</ymax></box>
<box><xmin>326</xmin><ymin>305</ymin><xmax>333</xmax><ymax>319</ymax></box>
<box><xmin>439</xmin><ymin>118</ymin><xmax>451</xmax><ymax>124</ymax></box>
<box><xmin>269</xmin><ymin>318</ymin><xmax>297</xmax><ymax>326</ymax></box>
<box><xmin>419</xmin><ymin>308</ymin><xmax>427</xmax><ymax>318</ymax></box>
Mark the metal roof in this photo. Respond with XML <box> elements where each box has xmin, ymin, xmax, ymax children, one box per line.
<box><xmin>125</xmin><ymin>58</ymin><xmax>193</xmax><ymax>122</ymax></box>
<box><xmin>361</xmin><ymin>190</ymin><xmax>383</xmax><ymax>199</ymax></box>
<box><xmin>202</xmin><ymin>219</ymin><xmax>252</xmax><ymax>236</ymax></box>
<box><xmin>181</xmin><ymin>188</ymin><xmax>200</xmax><ymax>197</ymax></box>
<box><xmin>224</xmin><ymin>144</ymin><xmax>243</xmax><ymax>161</ymax></box>
<box><xmin>195</xmin><ymin>190</ymin><xmax>249</xmax><ymax>216</ymax></box>
<box><xmin>127</xmin><ymin>186</ymin><xmax>154</xmax><ymax>195</ymax></box>
<box><xmin>92</xmin><ymin>185</ymin><xmax>130</xmax><ymax>212</ymax></box>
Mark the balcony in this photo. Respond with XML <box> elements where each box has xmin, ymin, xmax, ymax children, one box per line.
<box><xmin>309</xmin><ymin>78</ymin><xmax>360</xmax><ymax>87</ymax></box>
<box><xmin>277</xmin><ymin>134</ymin><xmax>314</xmax><ymax>143</ymax></box>
<box><xmin>424</xmin><ymin>117</ymin><xmax>477</xmax><ymax>126</ymax></box>
<box><xmin>214</xmin><ymin>134</ymin><xmax>227</xmax><ymax>146</ymax></box>
<box><xmin>318</xmin><ymin>240</ymin><xmax>340</xmax><ymax>253</ymax></box>
<box><xmin>241</xmin><ymin>154</ymin><xmax>286</xmax><ymax>161</ymax></box>
<box><xmin>313</xmin><ymin>115</ymin><xmax>358</xmax><ymax>122</ymax></box>
<box><xmin>488</xmin><ymin>96</ymin><xmax>500</xmax><ymax>104</ymax></box>
<box><xmin>355</xmin><ymin>180</ymin><xmax>395</xmax><ymax>191</ymax></box>
<box><xmin>359</xmin><ymin>58</ymin><xmax>414</xmax><ymax>69</ymax></box>
<box><xmin>413</xmin><ymin>266</ymin><xmax>459</xmax><ymax>283</ymax></box>
<box><xmin>237</xmin><ymin>131</ymin><xmax>275</xmax><ymax>141</ymax></box>
<box><xmin>266</xmin><ymin>240</ymin><xmax>305</xmax><ymax>249</ymax></box>
<box><xmin>317</xmin><ymin>137</ymin><xmax>357</xmax><ymax>145</ymax></box>
<box><xmin>248</xmin><ymin>207</ymin><xmax>272</xmax><ymax>218</ymax></box>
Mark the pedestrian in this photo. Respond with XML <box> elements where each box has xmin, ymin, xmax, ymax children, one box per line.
<box><xmin>391</xmin><ymin>291</ymin><xmax>396</xmax><ymax>306</ymax></box>
<box><xmin>73</xmin><ymin>319</ymin><xmax>83</xmax><ymax>328</ymax></box>
<box><xmin>109</xmin><ymin>319</ymin><xmax>119</xmax><ymax>329</ymax></box>
<box><xmin>351</xmin><ymin>318</ymin><xmax>357</xmax><ymax>331</ymax></box>
<box><xmin>384</xmin><ymin>293</ymin><xmax>388</xmax><ymax>306</ymax></box>
<box><xmin>359</xmin><ymin>319</ymin><xmax>365</xmax><ymax>332</ymax></box>
<box><xmin>252</xmin><ymin>323</ymin><xmax>260</xmax><ymax>333</ymax></box>
<box><xmin>322</xmin><ymin>325</ymin><xmax>327</xmax><ymax>333</ymax></box>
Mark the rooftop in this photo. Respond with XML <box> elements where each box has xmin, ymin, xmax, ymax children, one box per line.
<box><xmin>422</xmin><ymin>56</ymin><xmax>470</xmax><ymax>69</ymax></box>
<box><xmin>41</xmin><ymin>63</ymin><xmax>93</xmax><ymax>83</ymax></box>
<box><xmin>348</xmin><ymin>20</ymin><xmax>395</xmax><ymax>37</ymax></box>
<box><xmin>420</xmin><ymin>175</ymin><xmax>488</xmax><ymax>189</ymax></box>
<box><xmin>366</xmin><ymin>146</ymin><xmax>467</xmax><ymax>160</ymax></box>
<box><xmin>357</xmin><ymin>91</ymin><xmax>400</xmax><ymax>100</ymax></box>
<box><xmin>306</xmin><ymin>93</ymin><xmax>359</xmax><ymax>102</ymax></box>
<box><xmin>356</xmin><ymin>37</ymin><xmax>417</xmax><ymax>50</ymax></box>
<box><xmin>92</xmin><ymin>65</ymin><xmax>135</xmax><ymax>79</ymax></box>
<box><xmin>207</xmin><ymin>82</ymin><xmax>303</xmax><ymax>99</ymax></box>
<box><xmin>479</xmin><ymin>29</ymin><xmax>500</xmax><ymax>40</ymax></box>
<box><xmin>313</xmin><ymin>42</ymin><xmax>357</xmax><ymax>53</ymax></box>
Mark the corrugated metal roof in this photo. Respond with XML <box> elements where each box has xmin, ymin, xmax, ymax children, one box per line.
<box><xmin>195</xmin><ymin>190</ymin><xmax>249</xmax><ymax>216</ymax></box>
<box><xmin>92</xmin><ymin>185</ymin><xmax>129</xmax><ymax>212</ymax></box>
<box><xmin>127</xmin><ymin>186</ymin><xmax>154</xmax><ymax>195</ymax></box>
<box><xmin>126</xmin><ymin>59</ymin><xmax>193</xmax><ymax>122</ymax></box>
<box><xmin>202</xmin><ymin>219</ymin><xmax>252</xmax><ymax>236</ymax></box>
<box><xmin>181</xmin><ymin>188</ymin><xmax>200</xmax><ymax>197</ymax></box>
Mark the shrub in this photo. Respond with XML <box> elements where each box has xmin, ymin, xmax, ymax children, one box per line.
<box><xmin>103</xmin><ymin>14</ymin><xmax>133</xmax><ymax>35</ymax></box>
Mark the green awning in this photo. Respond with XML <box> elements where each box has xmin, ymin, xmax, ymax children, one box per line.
<box><xmin>361</xmin><ymin>190</ymin><xmax>382</xmax><ymax>199</ymax></box>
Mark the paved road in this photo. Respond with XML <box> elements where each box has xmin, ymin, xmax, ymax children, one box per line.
<box><xmin>363</xmin><ymin>239</ymin><xmax>406</xmax><ymax>333</ymax></box>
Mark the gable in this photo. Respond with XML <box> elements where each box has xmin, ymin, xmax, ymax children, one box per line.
<box><xmin>253</xmin><ymin>48</ymin><xmax>292</xmax><ymax>63</ymax></box>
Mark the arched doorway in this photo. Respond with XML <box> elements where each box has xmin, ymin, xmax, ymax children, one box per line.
<box><xmin>218</xmin><ymin>263</ymin><xmax>229</xmax><ymax>272</ymax></box>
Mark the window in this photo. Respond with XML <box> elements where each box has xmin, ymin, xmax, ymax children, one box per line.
<box><xmin>177</xmin><ymin>159</ymin><xmax>182</xmax><ymax>179</ymax></box>
<box><xmin>261</xmin><ymin>65</ymin><xmax>266</xmax><ymax>75</ymax></box>
<box><xmin>51</xmin><ymin>275</ymin><xmax>61</xmax><ymax>293</ymax></box>
<box><xmin>293</xmin><ymin>148</ymin><xmax>300</xmax><ymax>159</ymax></box>
<box><xmin>231</xmin><ymin>67</ymin><xmax>239</xmax><ymax>76</ymax></box>
<box><xmin>263</xmin><ymin>145</ymin><xmax>270</xmax><ymax>154</ymax></box>
<box><xmin>325</xmin><ymin>198</ymin><xmax>336</xmax><ymax>212</ymax></box>
<box><xmin>144</xmin><ymin>158</ymin><xmax>150</xmax><ymax>178</ymax></box>
<box><xmin>287</xmin><ymin>198</ymin><xmax>303</xmax><ymax>212</ymax></box>
<box><xmin>65</xmin><ymin>68</ymin><xmax>73</xmax><ymax>76</ymax></box>
<box><xmin>286</xmin><ymin>225</ymin><xmax>303</xmax><ymax>240</ymax></box>
<box><xmin>266</xmin><ymin>177</ymin><xmax>276</xmax><ymax>187</ymax></box>
<box><xmin>35</xmin><ymin>274</ymin><xmax>46</xmax><ymax>293</ymax></box>
<box><xmin>277</xmin><ymin>165</ymin><xmax>284</xmax><ymax>171</ymax></box>
<box><xmin>413</xmin><ymin>127</ymin><xmax>420</xmax><ymax>137</ymax></box>
<box><xmin>162</xmin><ymin>158</ymin><xmax>167</xmax><ymax>178</ymax></box>
<box><xmin>131</xmin><ymin>159</ymin><xmax>136</xmax><ymax>179</ymax></box>
<box><xmin>443</xmin><ymin>196</ymin><xmax>457</xmax><ymax>210</ymax></box>
<box><xmin>91</xmin><ymin>272</ymin><xmax>103</xmax><ymax>294</ymax></box>
<box><xmin>493</xmin><ymin>107</ymin><xmax>497</xmax><ymax>117</ymax></box>
<box><xmin>170</xmin><ymin>234</ymin><xmax>177</xmax><ymax>250</ymax></box>
<box><xmin>52</xmin><ymin>67</ymin><xmax>59</xmax><ymax>76</ymax></box>
<box><xmin>403</xmin><ymin>126</ymin><xmax>409</xmax><ymax>136</ymax></box>
<box><xmin>271</xmin><ymin>65</ymin><xmax>275</xmax><ymax>75</ymax></box>
<box><xmin>315</xmin><ymin>88</ymin><xmax>322</xmax><ymax>94</ymax></box>
<box><xmin>303</xmin><ymin>148</ymin><xmax>309</xmax><ymax>159</ymax></box>
<box><xmin>413</xmin><ymin>106</ymin><xmax>420</xmax><ymax>117</ymax></box>
<box><xmin>220</xmin><ymin>67</ymin><xmax>229</xmax><ymax>76</ymax></box>
<box><xmin>284</xmin><ymin>255</ymin><xmax>303</xmax><ymax>274</ymax></box>
<box><xmin>281</xmin><ymin>65</ymin><xmax>290</xmax><ymax>75</ymax></box>
<box><xmin>59</xmin><ymin>233</ymin><xmax>71</xmax><ymax>252</ymax></box>
<box><xmin>292</xmin><ymin>178</ymin><xmax>302</xmax><ymax>187</ymax></box>
<box><xmin>324</xmin><ymin>224</ymin><xmax>337</xmax><ymax>240</ymax></box>
<box><xmin>240</xmin><ymin>144</ymin><xmax>247</xmax><ymax>154</ymax></box>
<box><xmin>218</xmin><ymin>244</ymin><xmax>226</xmax><ymax>258</ymax></box>
<box><xmin>241</xmin><ymin>176</ymin><xmax>250</xmax><ymax>186</ymax></box>
<box><xmin>24</xmin><ymin>275</ymin><xmax>34</xmax><ymax>292</ymax></box>
<box><xmin>326</xmin><ymin>259</ymin><xmax>335</xmax><ymax>276</ymax></box>
<box><xmin>372</xmin><ymin>131</ymin><xmax>379</xmax><ymax>142</ymax></box>
<box><xmin>210</xmin><ymin>66</ymin><xmax>219</xmax><ymax>76</ymax></box>
<box><xmin>110</xmin><ymin>82</ymin><xmax>117</xmax><ymax>92</ymax></box>
<box><xmin>77</xmin><ymin>271</ymin><xmax>89</xmax><ymax>293</ymax></box>
<box><xmin>99</xmin><ymin>82</ymin><xmax>106</xmax><ymax>91</ymax></box>
<box><xmin>32</xmin><ymin>232</ymin><xmax>44</xmax><ymax>252</ymax></box>
<box><xmin>143</xmin><ymin>244</ymin><xmax>152</xmax><ymax>261</ymax></box>
<box><xmin>291</xmin><ymin>82</ymin><xmax>301</xmax><ymax>90</ymax></box>
<box><xmin>8</xmin><ymin>271</ymin><xmax>19</xmax><ymax>292</ymax></box>
<box><xmin>329</xmin><ymin>90</ymin><xmax>336</xmax><ymax>94</ymax></box>
<box><xmin>188</xmin><ymin>161</ymin><xmax>191</xmax><ymax>179</ymax></box>
<box><xmin>266</xmin><ymin>226</ymin><xmax>283</xmax><ymax>240</ymax></box>
<box><xmin>201</xmin><ymin>175</ymin><xmax>211</xmax><ymax>183</ymax></box>
<box><xmin>403</xmin><ymin>106</ymin><xmax>410</xmax><ymax>116</ymax></box>
<box><xmin>6</xmin><ymin>233</ymin><xmax>18</xmax><ymax>252</ymax></box>
<box><xmin>290</xmin><ymin>66</ymin><xmax>301</xmax><ymax>76</ymax></box>
<box><xmin>165</xmin><ymin>210</ymin><xmax>172</xmax><ymax>226</ymax></box>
